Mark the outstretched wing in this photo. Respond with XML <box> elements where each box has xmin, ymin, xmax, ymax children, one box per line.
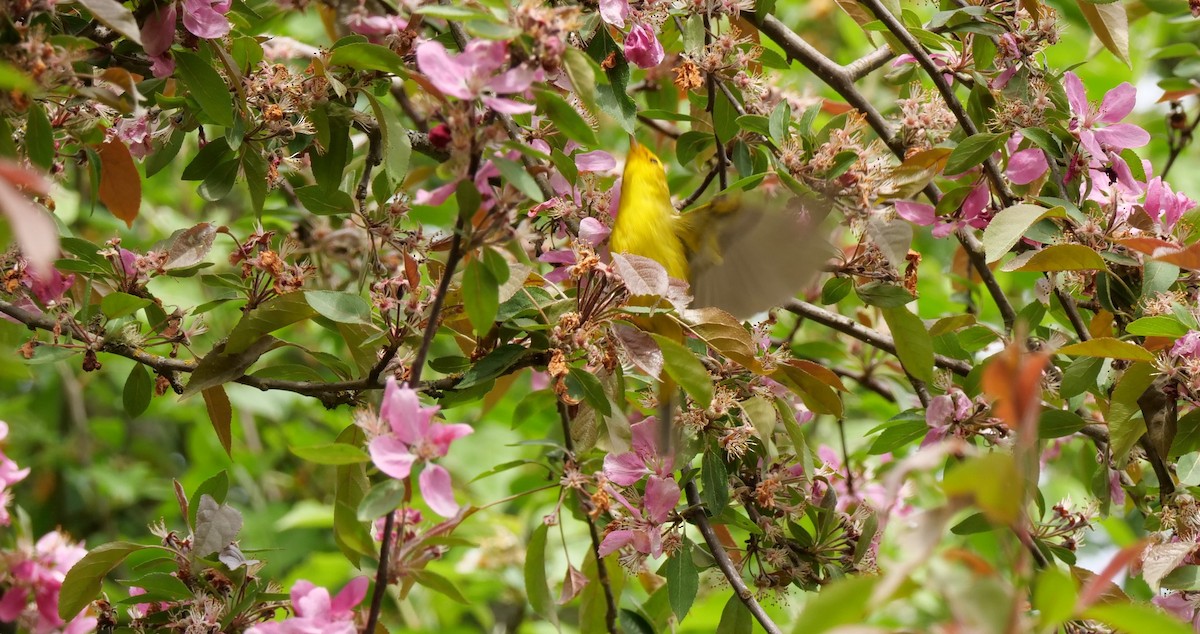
<box><xmin>676</xmin><ymin>193</ymin><xmax>833</xmax><ymax>320</ymax></box>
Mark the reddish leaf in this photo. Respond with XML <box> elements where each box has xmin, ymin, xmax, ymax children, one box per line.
<box><xmin>0</xmin><ymin>159</ymin><xmax>58</xmax><ymax>278</ymax></box>
<box><xmin>1076</xmin><ymin>541</ymin><xmax>1145</xmax><ymax>610</ymax></box>
<box><xmin>982</xmin><ymin>341</ymin><xmax>1048</xmax><ymax>441</ymax></box>
<box><xmin>1117</xmin><ymin>237</ymin><xmax>1177</xmax><ymax>255</ymax></box>
<box><xmin>1150</xmin><ymin>242</ymin><xmax>1200</xmax><ymax>271</ymax></box>
<box><xmin>97</xmin><ymin>138</ymin><xmax>142</xmax><ymax>227</ymax></box>
<box><xmin>201</xmin><ymin>385</ymin><xmax>233</xmax><ymax>458</ymax></box>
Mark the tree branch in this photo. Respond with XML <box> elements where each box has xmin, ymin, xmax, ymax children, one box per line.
<box><xmin>784</xmin><ymin>299</ymin><xmax>972</xmax><ymax>376</ymax></box>
<box><xmin>683</xmin><ymin>476</ymin><xmax>783</xmax><ymax>634</ymax></box>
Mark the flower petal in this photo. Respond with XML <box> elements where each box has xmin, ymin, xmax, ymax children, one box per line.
<box><xmin>415</xmin><ymin>41</ymin><xmax>474</xmax><ymax>99</ymax></box>
<box><xmin>599</xmin><ymin>0</ymin><xmax>628</xmax><ymax>27</ymax></box>
<box><xmin>482</xmin><ymin>96</ymin><xmax>536</xmax><ymax>114</ymax></box>
<box><xmin>380</xmin><ymin>378</ymin><xmax>437</xmax><ymax>443</ymax></box>
<box><xmin>419</xmin><ymin>463</ymin><xmax>460</xmax><ymax>517</ymax></box>
<box><xmin>488</xmin><ymin>65</ymin><xmax>541</xmax><ymax>95</ymax></box>
<box><xmin>624</xmin><ymin>23</ymin><xmax>664</xmax><ymax>69</ymax></box>
<box><xmin>603</xmin><ymin>452</ymin><xmax>652</xmax><ymax>486</ymax></box>
<box><xmin>1006</xmin><ymin>148</ymin><xmax>1049</xmax><ymax>185</ymax></box>
<box><xmin>141</xmin><ymin>3</ymin><xmax>177</xmax><ymax>57</ymax></box>
<box><xmin>182</xmin><ymin>0</ymin><xmax>231</xmax><ymax>39</ymax></box>
<box><xmin>597</xmin><ymin>529</ymin><xmax>637</xmax><ymax>556</ymax></box>
<box><xmin>644</xmin><ymin>475</ymin><xmax>679</xmax><ymax>524</ymax></box>
<box><xmin>1093</xmin><ymin>123</ymin><xmax>1150</xmax><ymax>150</ymax></box>
<box><xmin>579</xmin><ymin>217</ymin><xmax>611</xmax><ymax>246</ymax></box>
<box><xmin>330</xmin><ymin>577</ymin><xmax>369</xmax><ymax>615</ymax></box>
<box><xmin>894</xmin><ymin>201</ymin><xmax>936</xmax><ymax>226</ymax></box>
<box><xmin>1097</xmin><ymin>82</ymin><xmax>1137</xmax><ymax>123</ymax></box>
<box><xmin>428</xmin><ymin>422</ymin><xmax>474</xmax><ymax>457</ymax></box>
<box><xmin>576</xmin><ymin>150</ymin><xmax>617</xmax><ymax>173</ymax></box>
<box><xmin>1064</xmin><ymin>72</ymin><xmax>1089</xmax><ymax>119</ymax></box>
<box><xmin>368</xmin><ymin>436</ymin><xmax>417</xmax><ymax>480</ymax></box>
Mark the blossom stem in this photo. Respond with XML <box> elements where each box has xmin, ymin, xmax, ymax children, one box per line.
<box><xmin>702</xmin><ymin>14</ymin><xmax>729</xmax><ymax>191</ymax></box>
<box><xmin>682</xmin><ymin>474</ymin><xmax>783</xmax><ymax>634</ymax></box>
<box><xmin>365</xmin><ymin>213</ymin><xmax>468</xmax><ymax>633</ymax></box>
<box><xmin>557</xmin><ymin>401</ymin><xmax>618</xmax><ymax>634</ymax></box>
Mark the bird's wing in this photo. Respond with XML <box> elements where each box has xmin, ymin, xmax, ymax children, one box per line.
<box><xmin>677</xmin><ymin>193</ymin><xmax>833</xmax><ymax>320</ymax></box>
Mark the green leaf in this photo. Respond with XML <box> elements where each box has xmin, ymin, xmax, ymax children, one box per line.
<box><xmin>59</xmin><ymin>542</ymin><xmax>149</xmax><ymax>620</ymax></box>
<box><xmin>769</xmin><ymin>99</ymin><xmax>791</xmax><ymax>145</ymax></box>
<box><xmin>1171</xmin><ymin>409</ymin><xmax>1200</xmax><ymax>457</ymax></box>
<box><xmin>25</xmin><ymin>103</ymin><xmax>54</xmax><ymax>170</ymax></box>
<box><xmin>524</xmin><ymin>523</ymin><xmax>558</xmax><ymax>626</ymax></box>
<box><xmin>944</xmin><ymin>132</ymin><xmax>1008</xmax><ymax>175</ymax></box>
<box><xmin>793</xmin><ymin>575</ymin><xmax>879</xmax><ymax>634</ymax></box>
<box><xmin>188</xmin><ymin>471</ymin><xmax>230</xmax><ymax>528</ymax></box>
<box><xmin>868</xmin><ymin>418</ymin><xmax>928</xmax><ymax>455</ymax></box>
<box><xmin>1108</xmin><ymin>362</ymin><xmax>1157</xmax><ymax>464</ymax></box>
<box><xmin>492</xmin><ymin>156</ymin><xmax>545</xmax><ymax>202</ymax></box>
<box><xmin>122</xmin><ymin>571</ymin><xmax>193</xmax><ymax>602</ymax></box>
<box><xmin>943</xmin><ymin>452</ymin><xmax>1021</xmax><ymax>524</ymax></box>
<box><xmin>305</xmin><ymin>291</ymin><xmax>372</xmax><ymax>325</ymax></box>
<box><xmin>651</xmin><ymin>334</ymin><xmax>714</xmax><ymax>409</ymax></box>
<box><xmin>658</xmin><ymin>540</ymin><xmax>699</xmax><ymax>620</ymax></box>
<box><xmin>566</xmin><ymin>367</ymin><xmax>612</xmax><ymax>416</ymax></box>
<box><xmin>717</xmin><ymin>593</ymin><xmax>752</xmax><ymax>634</ymax></box>
<box><xmin>101</xmin><ymin>292</ymin><xmax>152</xmax><ymax>319</ymax></box>
<box><xmin>1039</xmin><ymin>409</ymin><xmax>1086</xmax><ymax>439</ymax></box>
<box><xmin>982</xmin><ymin>204</ymin><xmax>1065</xmax><ymax>262</ymax></box>
<box><xmin>456</xmin><ymin>344</ymin><xmax>528</xmax><ymax>389</ymax></box>
<box><xmin>1013</xmin><ymin>244</ymin><xmax>1107</xmax><ymax>271</ymax></box>
<box><xmin>1075</xmin><ymin>0</ymin><xmax>1131</xmax><ymax>66</ymax></box>
<box><xmin>1057</xmin><ymin>337</ymin><xmax>1154</xmax><ymax>362</ymax></box>
<box><xmin>564</xmin><ymin>48</ymin><xmax>599</xmax><ymax>114</ymax></box>
<box><xmin>296</xmin><ymin>185</ymin><xmax>355</xmax><ymax>215</ymax></box>
<box><xmin>175</xmin><ymin>51</ymin><xmax>234</xmax><ymax>128</ymax></box>
<box><xmin>536</xmin><ymin>89</ymin><xmax>598</xmax><ymax>147</ymax></box>
<box><xmin>77</xmin><ymin>0</ymin><xmax>143</xmax><ymax>45</ymax></box>
<box><xmin>855</xmin><ymin>281</ymin><xmax>915</xmax><ymax>307</ymax></box>
<box><xmin>328</xmin><ymin>42</ymin><xmax>407</xmax><ymax>75</ymax></box>
<box><xmin>356</xmin><ymin>479</ymin><xmax>405</xmax><ymax>521</ymax></box>
<box><xmin>410</xmin><ymin>569</ymin><xmax>470</xmax><ymax>604</ymax></box>
<box><xmin>1033</xmin><ymin>567</ymin><xmax>1077</xmax><ymax>627</ymax></box>
<box><xmin>197</xmin><ymin>159</ymin><xmax>240</xmax><ymax>201</ymax></box>
<box><xmin>123</xmin><ymin>363</ymin><xmax>152</xmax><ymax>418</ymax></box>
<box><xmin>1085</xmin><ymin>602</ymin><xmax>1193</xmax><ymax>634</ymax></box>
<box><xmin>225</xmin><ymin>292</ymin><xmax>317</xmax><ymax>354</ymax></box>
<box><xmin>1126</xmin><ymin>316</ymin><xmax>1189</xmax><ymax>338</ymax></box>
<box><xmin>1177</xmin><ymin>453</ymin><xmax>1200</xmax><ymax>486</ymax></box>
<box><xmin>463</xmin><ymin>257</ymin><xmax>499</xmax><ymax>336</ymax></box>
<box><xmin>882</xmin><ymin>306</ymin><xmax>934</xmax><ymax>382</ymax></box>
<box><xmin>821</xmin><ymin>277</ymin><xmax>853</xmax><ymax>304</ymax></box>
<box><xmin>701</xmin><ymin>450</ymin><xmax>730</xmax><ymax>515</ymax></box>
<box><xmin>290</xmin><ymin>443</ymin><xmax>372</xmax><ymax>465</ymax></box>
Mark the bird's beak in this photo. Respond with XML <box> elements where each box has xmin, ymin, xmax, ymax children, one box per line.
<box><xmin>628</xmin><ymin>134</ymin><xmax>639</xmax><ymax>150</ymax></box>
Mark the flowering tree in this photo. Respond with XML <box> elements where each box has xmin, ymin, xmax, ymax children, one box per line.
<box><xmin>3</xmin><ymin>0</ymin><xmax>1200</xmax><ymax>631</ymax></box>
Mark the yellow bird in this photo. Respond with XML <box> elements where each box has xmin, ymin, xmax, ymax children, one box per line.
<box><xmin>612</xmin><ymin>138</ymin><xmax>828</xmax><ymax>320</ymax></box>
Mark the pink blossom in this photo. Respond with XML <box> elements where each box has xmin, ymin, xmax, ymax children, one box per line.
<box><xmin>894</xmin><ymin>181</ymin><xmax>991</xmax><ymax>238</ymax></box>
<box><xmin>603</xmin><ymin>418</ymin><xmax>673</xmax><ymax>486</ymax></box>
<box><xmin>578</xmin><ymin>217</ymin><xmax>611</xmax><ymax>247</ymax></box>
<box><xmin>598</xmin><ymin>475</ymin><xmax>679</xmax><ymax>558</ymax></box>
<box><xmin>416</xmin><ymin>40</ymin><xmax>541</xmax><ymax>114</ymax></box>
<box><xmin>345</xmin><ymin>11</ymin><xmax>408</xmax><ymax>37</ymax></box>
<box><xmin>248</xmin><ymin>577</ymin><xmax>369</xmax><ymax>634</ymax></box>
<box><xmin>1144</xmin><ymin>177</ymin><xmax>1196</xmax><ymax>233</ymax></box>
<box><xmin>1172</xmin><ymin>331</ymin><xmax>1200</xmax><ymax>359</ymax></box>
<box><xmin>367</xmin><ymin>378</ymin><xmax>473</xmax><ymax>517</ymax></box>
<box><xmin>1064</xmin><ymin>72</ymin><xmax>1150</xmax><ymax>191</ymax></box>
<box><xmin>0</xmin><ymin>531</ymin><xmax>94</xmax><ymax>634</ymax></box>
<box><xmin>891</xmin><ymin>49</ymin><xmax>958</xmax><ymax>85</ymax></box>
<box><xmin>0</xmin><ymin>422</ymin><xmax>28</xmax><ymax>527</ymax></box>
<box><xmin>923</xmin><ymin>389</ymin><xmax>973</xmax><ymax>446</ymax></box>
<box><xmin>1006</xmin><ymin>148</ymin><xmax>1049</xmax><ymax>185</ymax></box>
<box><xmin>114</xmin><ymin>114</ymin><xmax>156</xmax><ymax>160</ymax></box>
<box><xmin>140</xmin><ymin>4</ymin><xmax>176</xmax><ymax>77</ymax></box>
<box><xmin>624</xmin><ymin>23</ymin><xmax>664</xmax><ymax>69</ymax></box>
<box><xmin>599</xmin><ymin>0</ymin><xmax>628</xmax><ymax>27</ymax></box>
<box><xmin>182</xmin><ymin>0</ymin><xmax>232</xmax><ymax>40</ymax></box>
<box><xmin>1156</xmin><ymin>592</ymin><xmax>1200</xmax><ymax>631</ymax></box>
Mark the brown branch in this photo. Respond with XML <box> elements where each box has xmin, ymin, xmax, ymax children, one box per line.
<box><xmin>784</xmin><ymin>299</ymin><xmax>972</xmax><ymax>376</ymax></box>
<box><xmin>682</xmin><ymin>476</ymin><xmax>783</xmax><ymax>634</ymax></box>
<box><xmin>1054</xmin><ymin>286</ymin><xmax>1091</xmax><ymax>342</ymax></box>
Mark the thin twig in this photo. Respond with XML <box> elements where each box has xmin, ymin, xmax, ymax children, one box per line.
<box><xmin>856</xmin><ymin>0</ymin><xmax>1015</xmax><ymax>207</ymax></box>
<box><xmin>678</xmin><ymin>166</ymin><xmax>719</xmax><ymax>210</ymax></box>
<box><xmin>682</xmin><ymin>476</ymin><xmax>783</xmax><ymax>634</ymax></box>
<box><xmin>637</xmin><ymin>114</ymin><xmax>681</xmax><ymax>139</ymax></box>
<box><xmin>784</xmin><ymin>299</ymin><xmax>972</xmax><ymax>376</ymax></box>
<box><xmin>703</xmin><ymin>14</ymin><xmax>729</xmax><ymax>191</ymax></box>
<box><xmin>364</xmin><ymin>213</ymin><xmax>469</xmax><ymax>633</ymax></box>
<box><xmin>1054</xmin><ymin>286</ymin><xmax>1091</xmax><ymax>342</ymax></box>
<box><xmin>558</xmin><ymin>402</ymin><xmax>618</xmax><ymax>634</ymax></box>
<box><xmin>1162</xmin><ymin>104</ymin><xmax>1200</xmax><ymax>179</ymax></box>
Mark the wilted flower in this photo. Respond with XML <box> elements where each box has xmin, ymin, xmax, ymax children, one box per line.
<box><xmin>140</xmin><ymin>4</ymin><xmax>177</xmax><ymax>77</ymax></box>
<box><xmin>248</xmin><ymin>577</ymin><xmax>368</xmax><ymax>634</ymax></box>
<box><xmin>599</xmin><ymin>0</ymin><xmax>628</xmax><ymax>27</ymax></box>
<box><xmin>367</xmin><ymin>378</ymin><xmax>473</xmax><ymax>517</ymax></box>
<box><xmin>923</xmin><ymin>389</ymin><xmax>974</xmax><ymax>446</ymax></box>
<box><xmin>624</xmin><ymin>23</ymin><xmax>664</xmax><ymax>69</ymax></box>
<box><xmin>416</xmin><ymin>40</ymin><xmax>541</xmax><ymax>114</ymax></box>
